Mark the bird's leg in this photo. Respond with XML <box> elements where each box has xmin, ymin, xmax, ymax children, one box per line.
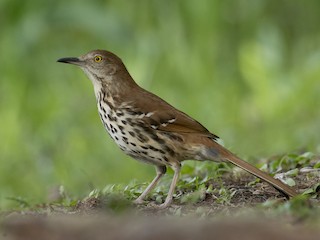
<box><xmin>134</xmin><ymin>165</ymin><xmax>167</xmax><ymax>205</ymax></box>
<box><xmin>158</xmin><ymin>163</ymin><xmax>181</xmax><ymax>209</ymax></box>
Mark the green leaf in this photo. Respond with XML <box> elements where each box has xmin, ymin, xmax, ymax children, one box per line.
<box><xmin>282</xmin><ymin>178</ymin><xmax>296</xmax><ymax>187</ymax></box>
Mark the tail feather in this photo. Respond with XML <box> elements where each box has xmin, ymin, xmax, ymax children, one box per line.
<box><xmin>206</xmin><ymin>146</ymin><xmax>298</xmax><ymax>198</ymax></box>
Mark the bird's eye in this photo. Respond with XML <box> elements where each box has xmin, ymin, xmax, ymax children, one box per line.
<box><xmin>94</xmin><ymin>56</ymin><xmax>103</xmax><ymax>62</ymax></box>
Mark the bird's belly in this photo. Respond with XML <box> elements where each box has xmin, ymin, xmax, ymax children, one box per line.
<box><xmin>109</xmin><ymin>125</ymin><xmax>168</xmax><ymax>166</ymax></box>
<box><xmin>97</xmin><ymin>106</ymin><xmax>171</xmax><ymax>166</ymax></box>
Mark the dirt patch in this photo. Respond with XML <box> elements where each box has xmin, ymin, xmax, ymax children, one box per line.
<box><xmin>1</xmin><ymin>165</ymin><xmax>320</xmax><ymax>240</ymax></box>
<box><xmin>3</xmin><ymin>215</ymin><xmax>320</xmax><ymax>240</ymax></box>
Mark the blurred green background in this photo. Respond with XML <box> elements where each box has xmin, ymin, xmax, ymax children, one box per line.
<box><xmin>1</xmin><ymin>0</ymin><xmax>320</xmax><ymax>209</ymax></box>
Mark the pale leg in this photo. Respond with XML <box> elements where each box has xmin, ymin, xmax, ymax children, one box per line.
<box><xmin>134</xmin><ymin>165</ymin><xmax>166</xmax><ymax>204</ymax></box>
<box><xmin>158</xmin><ymin>163</ymin><xmax>181</xmax><ymax>209</ymax></box>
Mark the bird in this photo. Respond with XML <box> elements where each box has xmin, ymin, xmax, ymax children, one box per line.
<box><xmin>57</xmin><ymin>50</ymin><xmax>297</xmax><ymax>208</ymax></box>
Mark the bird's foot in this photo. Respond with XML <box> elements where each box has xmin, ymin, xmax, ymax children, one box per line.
<box><xmin>133</xmin><ymin>198</ymin><xmax>146</xmax><ymax>205</ymax></box>
<box><xmin>147</xmin><ymin>199</ymin><xmax>172</xmax><ymax>209</ymax></box>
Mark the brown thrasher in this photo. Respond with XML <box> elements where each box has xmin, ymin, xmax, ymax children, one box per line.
<box><xmin>57</xmin><ymin>50</ymin><xmax>297</xmax><ymax>208</ymax></box>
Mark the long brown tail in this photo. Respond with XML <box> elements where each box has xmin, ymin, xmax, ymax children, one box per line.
<box><xmin>206</xmin><ymin>144</ymin><xmax>298</xmax><ymax>199</ymax></box>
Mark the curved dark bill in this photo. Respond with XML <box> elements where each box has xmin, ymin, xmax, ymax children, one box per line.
<box><xmin>57</xmin><ymin>57</ymin><xmax>80</xmax><ymax>64</ymax></box>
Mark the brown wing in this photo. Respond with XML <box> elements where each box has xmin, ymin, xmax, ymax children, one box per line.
<box><xmin>126</xmin><ymin>86</ymin><xmax>219</xmax><ymax>140</ymax></box>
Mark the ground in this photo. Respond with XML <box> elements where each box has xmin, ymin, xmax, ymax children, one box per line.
<box><xmin>1</xmin><ymin>152</ymin><xmax>320</xmax><ymax>240</ymax></box>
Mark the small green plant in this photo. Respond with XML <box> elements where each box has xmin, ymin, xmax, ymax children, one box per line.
<box><xmin>6</xmin><ymin>197</ymin><xmax>30</xmax><ymax>209</ymax></box>
<box><xmin>266</xmin><ymin>152</ymin><xmax>315</xmax><ymax>174</ymax></box>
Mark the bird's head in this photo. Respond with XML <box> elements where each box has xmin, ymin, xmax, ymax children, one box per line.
<box><xmin>57</xmin><ymin>50</ymin><xmax>129</xmax><ymax>87</ymax></box>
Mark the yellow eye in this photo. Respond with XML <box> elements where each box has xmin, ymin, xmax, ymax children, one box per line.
<box><xmin>94</xmin><ymin>55</ymin><xmax>103</xmax><ymax>62</ymax></box>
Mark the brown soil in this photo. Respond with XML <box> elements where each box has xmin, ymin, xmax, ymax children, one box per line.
<box><xmin>1</xmin><ymin>169</ymin><xmax>320</xmax><ymax>240</ymax></box>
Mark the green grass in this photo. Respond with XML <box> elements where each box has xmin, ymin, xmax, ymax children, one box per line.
<box><xmin>3</xmin><ymin>152</ymin><xmax>319</xmax><ymax>227</ymax></box>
